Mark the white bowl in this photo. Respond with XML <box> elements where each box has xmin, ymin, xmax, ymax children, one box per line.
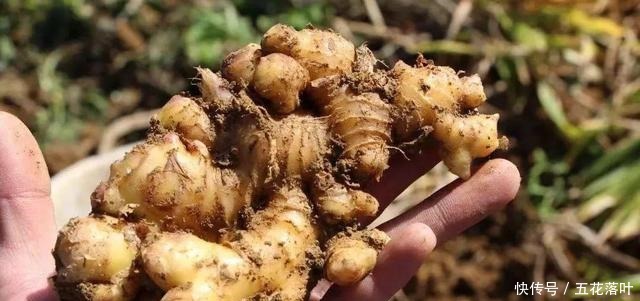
<box><xmin>50</xmin><ymin>143</ymin><xmax>137</xmax><ymax>229</ymax></box>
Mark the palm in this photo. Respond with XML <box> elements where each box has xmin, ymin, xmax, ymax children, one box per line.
<box><xmin>0</xmin><ymin>112</ymin><xmax>519</xmax><ymax>301</ymax></box>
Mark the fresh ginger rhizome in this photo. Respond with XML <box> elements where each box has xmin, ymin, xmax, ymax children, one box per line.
<box><xmin>54</xmin><ymin>24</ymin><xmax>507</xmax><ymax>301</ymax></box>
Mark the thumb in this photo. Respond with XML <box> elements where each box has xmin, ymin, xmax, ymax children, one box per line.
<box><xmin>0</xmin><ymin>112</ymin><xmax>57</xmax><ymax>300</ymax></box>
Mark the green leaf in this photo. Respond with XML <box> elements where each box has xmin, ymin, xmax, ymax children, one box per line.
<box><xmin>0</xmin><ymin>37</ymin><xmax>16</xmax><ymax>69</ymax></box>
<box><xmin>601</xmin><ymin>273</ymin><xmax>640</xmax><ymax>292</ymax></box>
<box><xmin>256</xmin><ymin>3</ymin><xmax>331</xmax><ymax>31</ymax></box>
<box><xmin>582</xmin><ymin>165</ymin><xmax>628</xmax><ymax>198</ymax></box>
<box><xmin>537</xmin><ymin>81</ymin><xmax>582</xmax><ymax>140</ymax></box>
<box><xmin>184</xmin><ymin>7</ymin><xmax>257</xmax><ymax>66</ymax></box>
<box><xmin>512</xmin><ymin>22</ymin><xmax>547</xmax><ymax>52</ymax></box>
<box><xmin>629</xmin><ymin>90</ymin><xmax>640</xmax><ymax>103</ymax></box>
<box><xmin>566</xmin><ymin>9</ymin><xmax>624</xmax><ymax>38</ymax></box>
<box><xmin>599</xmin><ymin>191</ymin><xmax>640</xmax><ymax>240</ymax></box>
<box><xmin>578</xmin><ymin>138</ymin><xmax>640</xmax><ymax>183</ymax></box>
<box><xmin>576</xmin><ymin>194</ymin><xmax>616</xmax><ymax>222</ymax></box>
<box><xmin>527</xmin><ymin>148</ymin><xmax>569</xmax><ymax>217</ymax></box>
<box><xmin>579</xmin><ymin>160</ymin><xmax>640</xmax><ymax>238</ymax></box>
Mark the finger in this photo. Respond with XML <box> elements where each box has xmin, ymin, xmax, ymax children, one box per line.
<box><xmin>380</xmin><ymin>158</ymin><xmax>520</xmax><ymax>244</ymax></box>
<box><xmin>321</xmin><ymin>223</ymin><xmax>436</xmax><ymax>301</ymax></box>
<box><xmin>363</xmin><ymin>148</ymin><xmax>440</xmax><ymax>214</ymax></box>
<box><xmin>0</xmin><ymin>111</ymin><xmax>57</xmax><ymax>300</ymax></box>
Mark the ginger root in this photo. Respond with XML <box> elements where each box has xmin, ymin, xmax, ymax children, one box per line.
<box><xmin>55</xmin><ymin>216</ymin><xmax>141</xmax><ymax>300</ymax></box>
<box><xmin>324</xmin><ymin>229</ymin><xmax>389</xmax><ymax>286</ymax></box>
<box><xmin>54</xmin><ymin>24</ymin><xmax>507</xmax><ymax>300</ymax></box>
<box><xmin>141</xmin><ymin>186</ymin><xmax>317</xmax><ymax>301</ymax></box>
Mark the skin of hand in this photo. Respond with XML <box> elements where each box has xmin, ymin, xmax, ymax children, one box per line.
<box><xmin>0</xmin><ymin>111</ymin><xmax>520</xmax><ymax>301</ymax></box>
<box><xmin>0</xmin><ymin>112</ymin><xmax>58</xmax><ymax>301</ymax></box>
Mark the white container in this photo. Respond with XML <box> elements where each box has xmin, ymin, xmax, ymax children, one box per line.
<box><xmin>50</xmin><ymin>143</ymin><xmax>137</xmax><ymax>229</ymax></box>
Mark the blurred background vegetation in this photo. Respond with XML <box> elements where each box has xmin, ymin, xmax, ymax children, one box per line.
<box><xmin>1</xmin><ymin>0</ymin><xmax>639</xmax><ymax>299</ymax></box>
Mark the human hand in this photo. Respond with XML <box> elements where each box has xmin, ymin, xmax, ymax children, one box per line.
<box><xmin>0</xmin><ymin>112</ymin><xmax>57</xmax><ymax>300</ymax></box>
<box><xmin>0</xmin><ymin>111</ymin><xmax>519</xmax><ymax>301</ymax></box>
